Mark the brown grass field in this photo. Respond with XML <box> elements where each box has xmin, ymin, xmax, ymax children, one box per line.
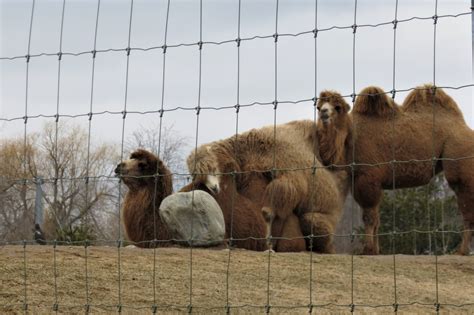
<box><xmin>0</xmin><ymin>245</ymin><xmax>473</xmax><ymax>314</ymax></box>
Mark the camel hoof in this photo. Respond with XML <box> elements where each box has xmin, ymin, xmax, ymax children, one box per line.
<box><xmin>456</xmin><ymin>248</ymin><xmax>471</xmax><ymax>256</ymax></box>
<box><xmin>324</xmin><ymin>247</ymin><xmax>336</xmax><ymax>254</ymax></box>
<box><xmin>265</xmin><ymin>240</ymin><xmax>275</xmax><ymax>253</ymax></box>
<box><xmin>361</xmin><ymin>247</ymin><xmax>379</xmax><ymax>255</ymax></box>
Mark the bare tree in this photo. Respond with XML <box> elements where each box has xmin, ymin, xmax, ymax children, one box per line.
<box><xmin>0</xmin><ymin>123</ymin><xmax>120</xmax><ymax>242</ymax></box>
<box><xmin>125</xmin><ymin>123</ymin><xmax>189</xmax><ymax>189</ymax></box>
<box><xmin>36</xmin><ymin>123</ymin><xmax>119</xmax><ymax>240</ymax></box>
<box><xmin>0</xmin><ymin>136</ymin><xmax>37</xmax><ymax>240</ymax></box>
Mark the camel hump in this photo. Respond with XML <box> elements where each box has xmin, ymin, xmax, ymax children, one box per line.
<box><xmin>354</xmin><ymin>86</ymin><xmax>399</xmax><ymax>117</ymax></box>
<box><xmin>402</xmin><ymin>84</ymin><xmax>463</xmax><ymax>118</ymax></box>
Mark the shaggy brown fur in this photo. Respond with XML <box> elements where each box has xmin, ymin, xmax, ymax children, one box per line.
<box><xmin>115</xmin><ymin>149</ymin><xmax>173</xmax><ymax>248</ymax></box>
<box><xmin>352</xmin><ymin>88</ymin><xmax>400</xmax><ymax>117</ymax></box>
<box><xmin>317</xmin><ymin>85</ymin><xmax>474</xmax><ymax>255</ymax></box>
<box><xmin>182</xmin><ymin>120</ymin><xmax>344</xmax><ymax>253</ymax></box>
<box><xmin>180</xmin><ymin>147</ymin><xmax>305</xmax><ymax>252</ymax></box>
<box><xmin>403</xmin><ymin>84</ymin><xmax>464</xmax><ymax>117</ymax></box>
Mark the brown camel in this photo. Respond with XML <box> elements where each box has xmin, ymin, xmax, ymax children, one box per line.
<box><xmin>180</xmin><ymin>171</ymin><xmax>272</xmax><ymax>251</ymax></box>
<box><xmin>183</xmin><ymin>120</ymin><xmax>345</xmax><ymax>253</ymax></box>
<box><xmin>316</xmin><ymin>84</ymin><xmax>474</xmax><ymax>255</ymax></box>
<box><xmin>115</xmin><ymin>149</ymin><xmax>173</xmax><ymax>248</ymax></box>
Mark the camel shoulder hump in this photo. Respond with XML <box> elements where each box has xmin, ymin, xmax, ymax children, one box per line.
<box><xmin>353</xmin><ymin>86</ymin><xmax>400</xmax><ymax>118</ymax></box>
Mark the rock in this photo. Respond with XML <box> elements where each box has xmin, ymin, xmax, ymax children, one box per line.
<box><xmin>159</xmin><ymin>191</ymin><xmax>225</xmax><ymax>247</ymax></box>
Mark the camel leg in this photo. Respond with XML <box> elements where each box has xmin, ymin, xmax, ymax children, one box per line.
<box><xmin>458</xmin><ymin>221</ymin><xmax>473</xmax><ymax>255</ymax></box>
<box><xmin>455</xmin><ymin>191</ymin><xmax>474</xmax><ymax>255</ymax></box>
<box><xmin>275</xmin><ymin>214</ymin><xmax>306</xmax><ymax>252</ymax></box>
<box><xmin>444</xmin><ymin>161</ymin><xmax>474</xmax><ymax>255</ymax></box>
<box><xmin>442</xmin><ymin>134</ymin><xmax>474</xmax><ymax>255</ymax></box>
<box><xmin>374</xmin><ymin>214</ymin><xmax>381</xmax><ymax>254</ymax></box>
<box><xmin>300</xmin><ymin>212</ymin><xmax>336</xmax><ymax>254</ymax></box>
<box><xmin>261</xmin><ymin>207</ymin><xmax>275</xmax><ymax>250</ymax></box>
<box><xmin>261</xmin><ymin>175</ymin><xmax>301</xmax><ymax>251</ymax></box>
<box><xmin>353</xmin><ymin>175</ymin><xmax>383</xmax><ymax>255</ymax></box>
<box><xmin>361</xmin><ymin>206</ymin><xmax>381</xmax><ymax>255</ymax></box>
<box><xmin>262</xmin><ymin>209</ymin><xmax>292</xmax><ymax>251</ymax></box>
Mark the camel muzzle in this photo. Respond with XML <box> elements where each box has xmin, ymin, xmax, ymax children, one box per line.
<box><xmin>114</xmin><ymin>163</ymin><xmax>125</xmax><ymax>176</ymax></box>
<box><xmin>206</xmin><ymin>184</ymin><xmax>220</xmax><ymax>195</ymax></box>
<box><xmin>320</xmin><ymin>113</ymin><xmax>330</xmax><ymax>124</ymax></box>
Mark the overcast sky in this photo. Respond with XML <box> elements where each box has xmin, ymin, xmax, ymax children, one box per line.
<box><xmin>1</xmin><ymin>0</ymin><xmax>473</xmax><ymax>169</ymax></box>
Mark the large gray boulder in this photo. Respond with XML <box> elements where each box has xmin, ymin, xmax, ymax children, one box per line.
<box><xmin>159</xmin><ymin>190</ymin><xmax>225</xmax><ymax>247</ymax></box>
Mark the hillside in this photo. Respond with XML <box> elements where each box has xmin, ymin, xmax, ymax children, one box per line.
<box><xmin>1</xmin><ymin>245</ymin><xmax>473</xmax><ymax>314</ymax></box>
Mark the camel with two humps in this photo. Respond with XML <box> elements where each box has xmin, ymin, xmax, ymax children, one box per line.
<box><xmin>316</xmin><ymin>85</ymin><xmax>474</xmax><ymax>255</ymax></box>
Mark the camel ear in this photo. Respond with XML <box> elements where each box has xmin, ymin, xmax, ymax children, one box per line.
<box><xmin>344</xmin><ymin>102</ymin><xmax>351</xmax><ymax>113</ymax></box>
<box><xmin>130</xmin><ymin>150</ymin><xmax>144</xmax><ymax>160</ymax></box>
<box><xmin>138</xmin><ymin>158</ymin><xmax>157</xmax><ymax>173</ymax></box>
<box><xmin>341</xmin><ymin>100</ymin><xmax>351</xmax><ymax>113</ymax></box>
<box><xmin>319</xmin><ymin>91</ymin><xmax>330</xmax><ymax>100</ymax></box>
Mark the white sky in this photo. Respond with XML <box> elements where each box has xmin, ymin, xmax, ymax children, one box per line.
<box><xmin>1</xmin><ymin>0</ymin><xmax>473</xmax><ymax>157</ymax></box>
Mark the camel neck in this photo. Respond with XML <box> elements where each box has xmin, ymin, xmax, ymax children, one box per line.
<box><xmin>317</xmin><ymin>122</ymin><xmax>350</xmax><ymax>167</ymax></box>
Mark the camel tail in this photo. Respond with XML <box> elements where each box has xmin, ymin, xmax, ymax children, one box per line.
<box><xmin>402</xmin><ymin>84</ymin><xmax>463</xmax><ymax>118</ymax></box>
<box><xmin>353</xmin><ymin>86</ymin><xmax>399</xmax><ymax>117</ymax></box>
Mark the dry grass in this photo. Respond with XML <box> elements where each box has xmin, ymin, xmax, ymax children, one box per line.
<box><xmin>0</xmin><ymin>245</ymin><xmax>473</xmax><ymax>314</ymax></box>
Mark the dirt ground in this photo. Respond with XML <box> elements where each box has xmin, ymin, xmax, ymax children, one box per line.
<box><xmin>0</xmin><ymin>245</ymin><xmax>473</xmax><ymax>314</ymax></box>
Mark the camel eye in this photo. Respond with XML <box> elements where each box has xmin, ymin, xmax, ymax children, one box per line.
<box><xmin>335</xmin><ymin>105</ymin><xmax>341</xmax><ymax>112</ymax></box>
<box><xmin>138</xmin><ymin>161</ymin><xmax>147</xmax><ymax>169</ymax></box>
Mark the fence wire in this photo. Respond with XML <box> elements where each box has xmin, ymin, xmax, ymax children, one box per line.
<box><xmin>1</xmin><ymin>0</ymin><xmax>473</xmax><ymax>314</ymax></box>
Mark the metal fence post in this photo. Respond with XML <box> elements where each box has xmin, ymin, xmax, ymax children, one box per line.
<box><xmin>34</xmin><ymin>177</ymin><xmax>43</xmax><ymax>226</ymax></box>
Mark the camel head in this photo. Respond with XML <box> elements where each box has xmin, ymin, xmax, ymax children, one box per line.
<box><xmin>316</xmin><ymin>90</ymin><xmax>351</xmax><ymax>127</ymax></box>
<box><xmin>186</xmin><ymin>145</ymin><xmax>221</xmax><ymax>195</ymax></box>
<box><xmin>115</xmin><ymin>149</ymin><xmax>161</xmax><ymax>189</ymax></box>
<box><xmin>316</xmin><ymin>90</ymin><xmax>352</xmax><ymax>166</ymax></box>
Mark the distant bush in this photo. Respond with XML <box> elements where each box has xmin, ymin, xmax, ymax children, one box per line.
<box><xmin>56</xmin><ymin>224</ymin><xmax>96</xmax><ymax>244</ymax></box>
<box><xmin>378</xmin><ymin>175</ymin><xmax>462</xmax><ymax>255</ymax></box>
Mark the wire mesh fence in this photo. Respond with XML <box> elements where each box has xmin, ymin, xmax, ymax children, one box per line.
<box><xmin>1</xmin><ymin>0</ymin><xmax>474</xmax><ymax>313</ymax></box>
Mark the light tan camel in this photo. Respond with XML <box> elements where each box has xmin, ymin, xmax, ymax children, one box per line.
<box><xmin>183</xmin><ymin>120</ymin><xmax>346</xmax><ymax>253</ymax></box>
